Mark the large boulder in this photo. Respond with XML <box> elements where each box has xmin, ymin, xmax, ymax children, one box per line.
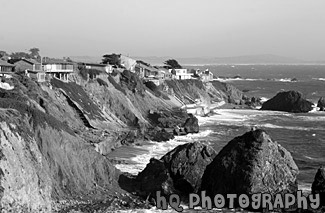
<box><xmin>201</xmin><ymin>129</ymin><xmax>299</xmax><ymax>198</ymax></box>
<box><xmin>312</xmin><ymin>167</ymin><xmax>325</xmax><ymax>207</ymax></box>
<box><xmin>144</xmin><ymin>128</ymin><xmax>174</xmax><ymax>142</ymax></box>
<box><xmin>136</xmin><ymin>142</ymin><xmax>217</xmax><ymax>198</ymax></box>
<box><xmin>317</xmin><ymin>97</ymin><xmax>325</xmax><ymax>111</ymax></box>
<box><xmin>182</xmin><ymin>113</ymin><xmax>199</xmax><ymax>134</ymax></box>
<box><xmin>261</xmin><ymin>90</ymin><xmax>313</xmax><ymax>113</ymax></box>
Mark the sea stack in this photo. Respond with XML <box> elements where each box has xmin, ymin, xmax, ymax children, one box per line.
<box><xmin>201</xmin><ymin>129</ymin><xmax>299</xmax><ymax>198</ymax></box>
<box><xmin>136</xmin><ymin>142</ymin><xmax>217</xmax><ymax>198</ymax></box>
<box><xmin>317</xmin><ymin>97</ymin><xmax>325</xmax><ymax>111</ymax></box>
<box><xmin>261</xmin><ymin>90</ymin><xmax>313</xmax><ymax>113</ymax></box>
<box><xmin>312</xmin><ymin>167</ymin><xmax>325</xmax><ymax>207</ymax></box>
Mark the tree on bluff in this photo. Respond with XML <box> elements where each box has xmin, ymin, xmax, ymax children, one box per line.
<box><xmin>29</xmin><ymin>48</ymin><xmax>40</xmax><ymax>59</ymax></box>
<box><xmin>102</xmin><ymin>53</ymin><xmax>121</xmax><ymax>66</ymax></box>
<box><xmin>164</xmin><ymin>59</ymin><xmax>182</xmax><ymax>69</ymax></box>
<box><xmin>0</xmin><ymin>50</ymin><xmax>8</xmax><ymax>58</ymax></box>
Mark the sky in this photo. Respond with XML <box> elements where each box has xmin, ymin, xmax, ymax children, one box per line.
<box><xmin>0</xmin><ymin>0</ymin><xmax>325</xmax><ymax>60</ymax></box>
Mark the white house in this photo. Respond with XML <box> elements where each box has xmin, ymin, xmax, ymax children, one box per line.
<box><xmin>120</xmin><ymin>55</ymin><xmax>137</xmax><ymax>72</ymax></box>
<box><xmin>169</xmin><ymin>68</ymin><xmax>192</xmax><ymax>80</ymax></box>
<box><xmin>200</xmin><ymin>69</ymin><xmax>214</xmax><ymax>82</ymax></box>
<box><xmin>42</xmin><ymin>59</ymin><xmax>74</xmax><ymax>82</ymax></box>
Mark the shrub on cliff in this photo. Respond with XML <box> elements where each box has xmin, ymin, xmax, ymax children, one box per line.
<box><xmin>144</xmin><ymin>81</ymin><xmax>170</xmax><ymax>100</ymax></box>
<box><xmin>79</xmin><ymin>68</ymin><xmax>101</xmax><ymax>80</ymax></box>
<box><xmin>97</xmin><ymin>78</ymin><xmax>108</xmax><ymax>87</ymax></box>
<box><xmin>107</xmin><ymin>75</ymin><xmax>126</xmax><ymax>95</ymax></box>
<box><xmin>120</xmin><ymin>70</ymin><xmax>145</xmax><ymax>95</ymax></box>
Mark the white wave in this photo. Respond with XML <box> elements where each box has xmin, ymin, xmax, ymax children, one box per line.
<box><xmin>115</xmin><ymin>130</ymin><xmax>214</xmax><ymax>175</ymax></box>
<box><xmin>259</xmin><ymin>97</ymin><xmax>269</xmax><ymax>103</ymax></box>
<box><xmin>198</xmin><ymin>109</ymin><xmax>295</xmax><ymax>127</ymax></box>
<box><xmin>259</xmin><ymin>123</ymin><xmax>325</xmax><ymax>131</ymax></box>
<box><xmin>313</xmin><ymin>77</ymin><xmax>325</xmax><ymax>81</ymax></box>
<box><xmin>296</xmin><ymin>114</ymin><xmax>325</xmax><ymax>121</ymax></box>
<box><xmin>214</xmin><ymin>78</ymin><xmax>263</xmax><ymax>82</ymax></box>
<box><xmin>278</xmin><ymin>78</ymin><xmax>293</xmax><ymax>82</ymax></box>
<box><xmin>299</xmin><ymin>183</ymin><xmax>311</xmax><ymax>193</ymax></box>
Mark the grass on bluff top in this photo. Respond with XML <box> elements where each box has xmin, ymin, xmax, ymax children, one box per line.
<box><xmin>51</xmin><ymin>78</ymin><xmax>105</xmax><ymax>121</ymax></box>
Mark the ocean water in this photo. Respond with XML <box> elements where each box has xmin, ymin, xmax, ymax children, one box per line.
<box><xmin>190</xmin><ymin>64</ymin><xmax>325</xmax><ymax>103</ymax></box>
<box><xmin>108</xmin><ymin>65</ymin><xmax>325</xmax><ymax>212</ymax></box>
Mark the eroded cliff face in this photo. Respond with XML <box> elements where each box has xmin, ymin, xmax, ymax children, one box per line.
<box><xmin>0</xmin><ymin>109</ymin><xmax>122</xmax><ymax>211</ymax></box>
<box><xmin>164</xmin><ymin>79</ymin><xmax>244</xmax><ymax>105</ymax></box>
<box><xmin>0</xmin><ymin>110</ymin><xmax>51</xmax><ymax>212</ymax></box>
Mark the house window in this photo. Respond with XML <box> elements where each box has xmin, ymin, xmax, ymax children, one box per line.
<box><xmin>34</xmin><ymin>64</ymin><xmax>41</xmax><ymax>70</ymax></box>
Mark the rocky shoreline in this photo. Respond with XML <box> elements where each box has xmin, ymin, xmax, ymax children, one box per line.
<box><xmin>1</xmin><ymin>70</ymin><xmax>324</xmax><ymax>212</ymax></box>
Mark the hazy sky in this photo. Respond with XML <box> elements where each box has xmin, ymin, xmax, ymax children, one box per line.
<box><xmin>1</xmin><ymin>0</ymin><xmax>324</xmax><ymax>60</ymax></box>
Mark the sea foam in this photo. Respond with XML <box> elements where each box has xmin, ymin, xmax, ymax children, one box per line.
<box><xmin>115</xmin><ymin>130</ymin><xmax>214</xmax><ymax>175</ymax></box>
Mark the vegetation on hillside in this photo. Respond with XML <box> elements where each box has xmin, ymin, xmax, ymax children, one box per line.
<box><xmin>79</xmin><ymin>67</ymin><xmax>102</xmax><ymax>80</ymax></box>
<box><xmin>0</xmin><ymin>74</ymin><xmax>73</xmax><ymax>133</ymax></box>
<box><xmin>164</xmin><ymin>59</ymin><xmax>182</xmax><ymax>69</ymax></box>
<box><xmin>102</xmin><ymin>53</ymin><xmax>121</xmax><ymax>66</ymax></box>
<box><xmin>144</xmin><ymin>81</ymin><xmax>170</xmax><ymax>100</ymax></box>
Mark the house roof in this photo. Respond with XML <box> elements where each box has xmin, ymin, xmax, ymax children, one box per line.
<box><xmin>26</xmin><ymin>69</ymin><xmax>46</xmax><ymax>73</ymax></box>
<box><xmin>136</xmin><ymin>63</ymin><xmax>159</xmax><ymax>72</ymax></box>
<box><xmin>0</xmin><ymin>60</ymin><xmax>15</xmax><ymax>67</ymax></box>
<box><xmin>10</xmin><ymin>58</ymin><xmax>41</xmax><ymax>65</ymax></box>
<box><xmin>78</xmin><ymin>62</ymin><xmax>108</xmax><ymax>67</ymax></box>
<box><xmin>42</xmin><ymin>58</ymin><xmax>73</xmax><ymax>65</ymax></box>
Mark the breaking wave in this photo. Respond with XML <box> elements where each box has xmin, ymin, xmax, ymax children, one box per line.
<box><xmin>115</xmin><ymin>130</ymin><xmax>214</xmax><ymax>175</ymax></box>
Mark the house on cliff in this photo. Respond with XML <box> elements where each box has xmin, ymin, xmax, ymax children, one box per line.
<box><xmin>200</xmin><ymin>69</ymin><xmax>214</xmax><ymax>82</ymax></box>
<box><xmin>0</xmin><ymin>60</ymin><xmax>15</xmax><ymax>73</ymax></box>
<box><xmin>78</xmin><ymin>62</ymin><xmax>113</xmax><ymax>73</ymax></box>
<box><xmin>134</xmin><ymin>61</ymin><xmax>158</xmax><ymax>78</ymax></box>
<box><xmin>120</xmin><ymin>55</ymin><xmax>137</xmax><ymax>72</ymax></box>
<box><xmin>42</xmin><ymin>59</ymin><xmax>74</xmax><ymax>82</ymax></box>
<box><xmin>8</xmin><ymin>58</ymin><xmax>47</xmax><ymax>82</ymax></box>
<box><xmin>170</xmin><ymin>68</ymin><xmax>192</xmax><ymax>80</ymax></box>
<box><xmin>9</xmin><ymin>58</ymin><xmax>42</xmax><ymax>72</ymax></box>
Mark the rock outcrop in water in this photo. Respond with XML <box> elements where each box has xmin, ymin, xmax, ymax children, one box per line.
<box><xmin>182</xmin><ymin>113</ymin><xmax>199</xmax><ymax>134</ymax></box>
<box><xmin>261</xmin><ymin>90</ymin><xmax>313</xmax><ymax>113</ymax></box>
<box><xmin>317</xmin><ymin>97</ymin><xmax>325</xmax><ymax>111</ymax></box>
<box><xmin>201</xmin><ymin>129</ymin><xmax>299</xmax><ymax>199</ymax></box>
<box><xmin>135</xmin><ymin>142</ymin><xmax>217</xmax><ymax>198</ymax></box>
<box><xmin>312</xmin><ymin>167</ymin><xmax>325</xmax><ymax>207</ymax></box>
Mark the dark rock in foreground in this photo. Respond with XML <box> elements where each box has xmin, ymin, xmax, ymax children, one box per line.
<box><xmin>317</xmin><ymin>97</ymin><xmax>325</xmax><ymax>111</ymax></box>
<box><xmin>261</xmin><ymin>90</ymin><xmax>313</xmax><ymax>113</ymax></box>
<box><xmin>201</xmin><ymin>129</ymin><xmax>299</xmax><ymax>198</ymax></box>
<box><xmin>312</xmin><ymin>167</ymin><xmax>325</xmax><ymax>207</ymax></box>
<box><xmin>136</xmin><ymin>142</ymin><xmax>217</xmax><ymax>198</ymax></box>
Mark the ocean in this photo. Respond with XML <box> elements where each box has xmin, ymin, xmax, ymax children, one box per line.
<box><xmin>108</xmin><ymin>64</ymin><xmax>325</xmax><ymax>212</ymax></box>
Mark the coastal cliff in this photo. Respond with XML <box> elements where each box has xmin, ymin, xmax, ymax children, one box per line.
<box><xmin>0</xmin><ymin>71</ymin><xmax>246</xmax><ymax>211</ymax></box>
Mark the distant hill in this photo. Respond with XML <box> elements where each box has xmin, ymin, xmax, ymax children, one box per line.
<box><xmin>69</xmin><ymin>54</ymin><xmax>317</xmax><ymax>65</ymax></box>
<box><xmin>69</xmin><ymin>56</ymin><xmax>102</xmax><ymax>63</ymax></box>
<box><xmin>135</xmin><ymin>54</ymin><xmax>306</xmax><ymax>65</ymax></box>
